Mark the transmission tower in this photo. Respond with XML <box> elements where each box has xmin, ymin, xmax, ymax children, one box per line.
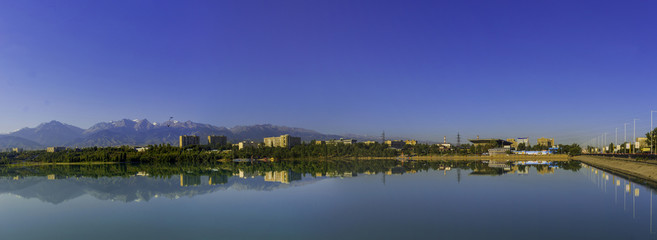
<box><xmin>457</xmin><ymin>132</ymin><xmax>461</xmax><ymax>148</ymax></box>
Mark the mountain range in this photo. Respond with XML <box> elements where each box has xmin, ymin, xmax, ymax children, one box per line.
<box><xmin>0</xmin><ymin>119</ymin><xmax>374</xmax><ymax>150</ymax></box>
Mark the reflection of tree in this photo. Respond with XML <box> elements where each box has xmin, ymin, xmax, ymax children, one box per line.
<box><xmin>0</xmin><ymin>160</ymin><xmax>587</xmax><ymax>204</ymax></box>
<box><xmin>470</xmin><ymin>167</ymin><xmax>507</xmax><ymax>176</ymax></box>
<box><xmin>180</xmin><ymin>174</ymin><xmax>201</xmax><ymax>186</ymax></box>
<box><xmin>555</xmin><ymin>161</ymin><xmax>581</xmax><ymax>172</ymax></box>
<box><xmin>534</xmin><ymin>165</ymin><xmax>555</xmax><ymax>175</ymax></box>
<box><xmin>1</xmin><ymin>160</ymin><xmax>585</xmax><ymax>180</ymax></box>
<box><xmin>517</xmin><ymin>165</ymin><xmax>527</xmax><ymax>172</ymax></box>
<box><xmin>208</xmin><ymin>174</ymin><xmax>228</xmax><ymax>185</ymax></box>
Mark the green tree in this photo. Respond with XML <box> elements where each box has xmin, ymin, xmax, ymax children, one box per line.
<box><xmin>646</xmin><ymin>127</ymin><xmax>657</xmax><ymax>152</ymax></box>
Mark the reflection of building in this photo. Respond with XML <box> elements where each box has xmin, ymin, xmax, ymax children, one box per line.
<box><xmin>385</xmin><ymin>140</ymin><xmax>405</xmax><ymax>149</ymax></box>
<box><xmin>179</xmin><ymin>135</ymin><xmax>200</xmax><ymax>148</ymax></box>
<box><xmin>208</xmin><ymin>135</ymin><xmax>227</xmax><ymax>146</ymax></box>
<box><xmin>264</xmin><ymin>135</ymin><xmax>301</xmax><ymax>148</ymax></box>
<box><xmin>342</xmin><ymin>172</ymin><xmax>356</xmax><ymax>177</ymax></box>
<box><xmin>536</xmin><ymin>166</ymin><xmax>555</xmax><ymax>175</ymax></box>
<box><xmin>264</xmin><ymin>170</ymin><xmax>302</xmax><ymax>184</ymax></box>
<box><xmin>208</xmin><ymin>175</ymin><xmax>228</xmax><ymax>185</ymax></box>
<box><xmin>236</xmin><ymin>169</ymin><xmax>260</xmax><ymax>179</ymax></box>
<box><xmin>180</xmin><ymin>174</ymin><xmax>201</xmax><ymax>186</ymax></box>
<box><xmin>238</xmin><ymin>141</ymin><xmax>259</xmax><ymax>150</ymax></box>
<box><xmin>386</xmin><ymin>167</ymin><xmax>405</xmax><ymax>175</ymax></box>
<box><xmin>488</xmin><ymin>161</ymin><xmax>511</xmax><ymax>170</ymax></box>
<box><xmin>47</xmin><ymin>147</ymin><xmax>66</xmax><ymax>153</ymax></box>
<box><xmin>516</xmin><ymin>167</ymin><xmax>529</xmax><ymax>175</ymax></box>
<box><xmin>46</xmin><ymin>174</ymin><xmax>64</xmax><ymax>180</ymax></box>
<box><xmin>537</xmin><ymin>137</ymin><xmax>555</xmax><ymax>147</ymax></box>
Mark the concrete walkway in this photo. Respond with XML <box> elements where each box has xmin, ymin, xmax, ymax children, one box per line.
<box><xmin>574</xmin><ymin>155</ymin><xmax>657</xmax><ymax>182</ymax></box>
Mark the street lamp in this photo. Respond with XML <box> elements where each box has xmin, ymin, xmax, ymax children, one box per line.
<box><xmin>633</xmin><ymin>119</ymin><xmax>639</xmax><ymax>154</ymax></box>
<box><xmin>625</xmin><ymin>123</ymin><xmax>629</xmax><ymax>144</ymax></box>
<box><xmin>649</xmin><ymin>110</ymin><xmax>657</xmax><ymax>154</ymax></box>
<box><xmin>603</xmin><ymin>133</ymin><xmax>611</xmax><ymax>152</ymax></box>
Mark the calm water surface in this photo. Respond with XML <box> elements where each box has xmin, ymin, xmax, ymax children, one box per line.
<box><xmin>1</xmin><ymin>160</ymin><xmax>656</xmax><ymax>239</ymax></box>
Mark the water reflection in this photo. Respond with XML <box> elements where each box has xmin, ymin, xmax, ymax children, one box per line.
<box><xmin>581</xmin><ymin>163</ymin><xmax>657</xmax><ymax>237</ymax></box>
<box><xmin>0</xmin><ymin>160</ymin><xmax>584</xmax><ymax>205</ymax></box>
<box><xmin>466</xmin><ymin>160</ymin><xmax>566</xmax><ymax>176</ymax></box>
<box><xmin>6</xmin><ymin>160</ymin><xmax>657</xmax><ymax>239</ymax></box>
<box><xmin>264</xmin><ymin>170</ymin><xmax>302</xmax><ymax>184</ymax></box>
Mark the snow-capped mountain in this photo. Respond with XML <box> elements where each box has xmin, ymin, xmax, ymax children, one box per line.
<box><xmin>0</xmin><ymin>119</ymin><xmax>372</xmax><ymax>149</ymax></box>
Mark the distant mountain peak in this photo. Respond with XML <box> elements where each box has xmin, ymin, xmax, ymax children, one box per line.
<box><xmin>8</xmin><ymin>120</ymin><xmax>84</xmax><ymax>147</ymax></box>
<box><xmin>2</xmin><ymin>118</ymin><xmax>382</xmax><ymax>149</ymax></box>
<box><xmin>37</xmin><ymin>120</ymin><xmax>65</xmax><ymax>127</ymax></box>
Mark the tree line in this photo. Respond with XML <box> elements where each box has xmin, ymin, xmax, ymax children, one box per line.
<box><xmin>1</xmin><ymin>140</ymin><xmax>584</xmax><ymax>165</ymax></box>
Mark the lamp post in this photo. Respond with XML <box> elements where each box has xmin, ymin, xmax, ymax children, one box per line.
<box><xmin>634</xmin><ymin>119</ymin><xmax>639</xmax><ymax>154</ymax></box>
<box><xmin>649</xmin><ymin>110</ymin><xmax>657</xmax><ymax>154</ymax></box>
<box><xmin>599</xmin><ymin>135</ymin><xmax>602</xmax><ymax>153</ymax></box>
<box><xmin>625</xmin><ymin>122</ymin><xmax>629</xmax><ymax>145</ymax></box>
<box><xmin>604</xmin><ymin>133</ymin><xmax>608</xmax><ymax>153</ymax></box>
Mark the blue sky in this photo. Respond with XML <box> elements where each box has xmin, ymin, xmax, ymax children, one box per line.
<box><xmin>0</xmin><ymin>0</ymin><xmax>655</xmax><ymax>145</ymax></box>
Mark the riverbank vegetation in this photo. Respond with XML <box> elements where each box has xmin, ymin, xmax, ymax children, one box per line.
<box><xmin>0</xmin><ymin>141</ymin><xmax>582</xmax><ymax>164</ymax></box>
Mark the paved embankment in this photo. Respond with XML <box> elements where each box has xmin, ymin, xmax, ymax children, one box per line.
<box><xmin>409</xmin><ymin>154</ymin><xmax>570</xmax><ymax>161</ymax></box>
<box><xmin>574</xmin><ymin>155</ymin><xmax>657</xmax><ymax>182</ymax></box>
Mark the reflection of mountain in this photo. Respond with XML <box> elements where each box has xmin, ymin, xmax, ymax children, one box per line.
<box><xmin>0</xmin><ymin>177</ymin><xmax>85</xmax><ymax>204</ymax></box>
<box><xmin>0</xmin><ymin>174</ymin><xmax>323</xmax><ymax>204</ymax></box>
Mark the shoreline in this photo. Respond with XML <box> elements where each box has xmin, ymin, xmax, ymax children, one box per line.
<box><xmin>402</xmin><ymin>154</ymin><xmax>571</xmax><ymax>161</ymax></box>
<box><xmin>574</xmin><ymin>155</ymin><xmax>657</xmax><ymax>183</ymax></box>
<box><xmin>0</xmin><ymin>155</ymin><xmax>573</xmax><ymax>165</ymax></box>
<box><xmin>301</xmin><ymin>154</ymin><xmax>571</xmax><ymax>161</ymax></box>
<box><xmin>221</xmin><ymin>154</ymin><xmax>572</xmax><ymax>161</ymax></box>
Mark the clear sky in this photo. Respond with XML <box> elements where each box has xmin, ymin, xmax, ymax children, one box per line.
<box><xmin>0</xmin><ymin>0</ymin><xmax>655</xmax><ymax>145</ymax></box>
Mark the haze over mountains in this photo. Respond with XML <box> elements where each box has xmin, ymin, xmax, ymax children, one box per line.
<box><xmin>0</xmin><ymin>119</ymin><xmax>377</xmax><ymax>150</ymax></box>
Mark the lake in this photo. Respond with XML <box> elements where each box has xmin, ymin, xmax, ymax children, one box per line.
<box><xmin>1</xmin><ymin>160</ymin><xmax>656</xmax><ymax>239</ymax></box>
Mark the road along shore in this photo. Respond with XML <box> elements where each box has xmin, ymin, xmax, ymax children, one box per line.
<box><xmin>574</xmin><ymin>155</ymin><xmax>657</xmax><ymax>183</ymax></box>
